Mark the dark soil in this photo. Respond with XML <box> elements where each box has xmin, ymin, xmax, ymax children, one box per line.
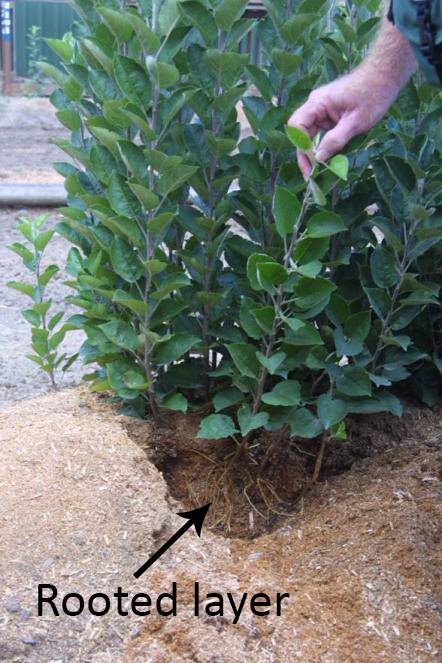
<box><xmin>124</xmin><ymin>401</ymin><xmax>442</xmax><ymax>540</ymax></box>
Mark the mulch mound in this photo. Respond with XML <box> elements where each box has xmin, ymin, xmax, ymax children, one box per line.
<box><xmin>0</xmin><ymin>388</ymin><xmax>440</xmax><ymax>662</ymax></box>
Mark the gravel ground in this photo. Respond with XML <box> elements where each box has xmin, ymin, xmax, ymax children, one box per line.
<box><xmin>0</xmin><ymin>208</ymin><xmax>84</xmax><ymax>409</ymax></box>
<box><xmin>0</xmin><ymin>97</ymin><xmax>67</xmax><ymax>185</ymax></box>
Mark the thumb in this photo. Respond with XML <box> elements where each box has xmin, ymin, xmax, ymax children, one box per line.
<box><xmin>315</xmin><ymin>115</ymin><xmax>358</xmax><ymax>163</ymax></box>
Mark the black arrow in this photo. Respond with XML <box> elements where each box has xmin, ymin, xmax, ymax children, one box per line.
<box><xmin>133</xmin><ymin>503</ymin><xmax>211</xmax><ymax>579</ymax></box>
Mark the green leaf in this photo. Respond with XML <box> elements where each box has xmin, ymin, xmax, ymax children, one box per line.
<box><xmin>144</xmin><ymin>259</ymin><xmax>167</xmax><ymax>276</ymax></box>
<box><xmin>35</xmin><ymin>230</ymin><xmax>54</xmax><ymax>252</ymax></box>
<box><xmin>380</xmin><ymin>334</ymin><xmax>411</xmax><ymax>350</ymax></box>
<box><xmin>148</xmin><ymin>212</ymin><xmax>175</xmax><ymax>236</ymax></box>
<box><xmin>79</xmin><ymin>39</ymin><xmax>113</xmax><ymax>76</ymax></box>
<box><xmin>154</xmin><ymin>333</ymin><xmax>200</xmax><ymax>365</ymax></box>
<box><xmin>114</xmin><ymin>54</ymin><xmax>151</xmax><ymax>102</ymax></box>
<box><xmin>150</xmin><ymin>273</ymin><xmax>190</xmax><ymax>300</ymax></box>
<box><xmin>126</xmin><ymin>12</ymin><xmax>160</xmax><ymax>53</ymax></box>
<box><xmin>256</xmin><ymin>351</ymin><xmax>286</xmax><ymax>375</ymax></box>
<box><xmin>370</xmin><ymin>246</ymin><xmax>400</xmax><ymax>288</ymax></box>
<box><xmin>246</xmin><ymin>253</ymin><xmax>275</xmax><ymax>291</ymax></box>
<box><xmin>106</xmin><ymin>359</ymin><xmax>143</xmax><ymax>400</ymax></box>
<box><xmin>344</xmin><ymin>311</ymin><xmax>371</xmax><ymax>343</ymax></box>
<box><xmin>163</xmin><ymin>393</ymin><xmax>188</xmax><ymax>413</ymax></box>
<box><xmin>22</xmin><ymin>309</ymin><xmax>41</xmax><ymax>326</ymax></box>
<box><xmin>88</xmin><ymin>126</ymin><xmax>121</xmax><ymax>159</ymax></box>
<box><xmin>273</xmin><ymin>187</ymin><xmax>301</xmax><ymax>238</ymax></box>
<box><xmin>327</xmin><ymin>155</ymin><xmax>349</xmax><ymax>181</ymax></box>
<box><xmin>89</xmin><ymin>70</ymin><xmax>121</xmax><ymax>102</ymax></box>
<box><xmin>179</xmin><ymin>1</ymin><xmax>217</xmax><ymax>45</ymax></box>
<box><xmin>117</xmin><ymin>141</ymin><xmax>148</xmax><ymax>182</ymax></box>
<box><xmin>204</xmin><ymin>49</ymin><xmax>246</xmax><ymax>88</ymax></box>
<box><xmin>305</xmin><ymin>212</ymin><xmax>346</xmax><ymax>238</ymax></box>
<box><xmin>317</xmin><ymin>392</ymin><xmax>347</xmax><ymax>429</ymax></box>
<box><xmin>344</xmin><ymin>393</ymin><xmax>403</xmax><ymax>417</ymax></box>
<box><xmin>213</xmin><ymin>387</ymin><xmax>244</xmax><ymax>412</ymax></box>
<box><xmin>293</xmin><ymin>277</ymin><xmax>336</xmax><ymax>310</ymax></box>
<box><xmin>281</xmin><ymin>13</ymin><xmax>317</xmax><ymax>44</ymax></box>
<box><xmin>96</xmin><ymin>7</ymin><xmax>133</xmax><ymax>42</ymax></box>
<box><xmin>245</xmin><ymin>64</ymin><xmax>274</xmax><ymax>101</ymax></box>
<box><xmin>271</xmin><ymin>49</ymin><xmax>303</xmax><ymax>76</ymax></box>
<box><xmin>262</xmin><ymin>380</ymin><xmax>301</xmax><ymax>406</ymax></box>
<box><xmin>99</xmin><ymin>319</ymin><xmax>139</xmax><ymax>351</ymax></box>
<box><xmin>250</xmin><ymin>306</ymin><xmax>275</xmax><ymax>333</ymax></box>
<box><xmin>239</xmin><ymin>297</ymin><xmax>262</xmax><ymax>340</ymax></box>
<box><xmin>227</xmin><ymin>343</ymin><xmax>261</xmax><ymax>379</ymax></box>
<box><xmin>45</xmin><ymin>37</ymin><xmax>73</xmax><ymax>63</ymax></box>
<box><xmin>363</xmin><ymin>287</ymin><xmax>391</xmax><ymax>321</ymax></box>
<box><xmin>293</xmin><ymin>236</ymin><xmax>329</xmax><ymax>264</ymax></box>
<box><xmin>336</xmin><ymin>367</ymin><xmax>372</xmax><ymax>397</ymax></box>
<box><xmin>123</xmin><ymin>370</ymin><xmax>150</xmax><ymax>391</ymax></box>
<box><xmin>330</xmin><ymin>421</ymin><xmax>347</xmax><ymax>440</ymax></box>
<box><xmin>8</xmin><ymin>242</ymin><xmax>35</xmax><ymax>267</ymax></box>
<box><xmin>128</xmin><ymin>183</ymin><xmax>159</xmax><ymax>210</ymax></box>
<box><xmin>110</xmin><ymin>237</ymin><xmax>143</xmax><ymax>283</ymax></box>
<box><xmin>384</xmin><ymin>156</ymin><xmax>416</xmax><ymax>193</ymax></box>
<box><xmin>39</xmin><ymin>264</ymin><xmax>59</xmax><ymax>287</ymax></box>
<box><xmin>36</xmin><ymin>61</ymin><xmax>67</xmax><ymax>87</ymax></box>
<box><xmin>56</xmin><ymin>109</ymin><xmax>82</xmax><ymax>132</ymax></box>
<box><xmin>214</xmin><ymin>0</ymin><xmax>248</xmax><ymax>32</ymax></box>
<box><xmin>108</xmin><ymin>173</ymin><xmax>143</xmax><ymax>218</ymax></box>
<box><xmin>112</xmin><ymin>290</ymin><xmax>148</xmax><ymax>316</ymax></box>
<box><xmin>286</xmin><ymin>125</ymin><xmax>312</xmax><ymax>151</ymax></box>
<box><xmin>197</xmin><ymin>414</ymin><xmax>238</xmax><ymax>439</ymax></box>
<box><xmin>256</xmin><ymin>262</ymin><xmax>288</xmax><ymax>293</ymax></box>
<box><xmin>290</xmin><ymin>408</ymin><xmax>323</xmax><ymax>439</ymax></box>
<box><xmin>310</xmin><ymin>180</ymin><xmax>326</xmax><ymax>207</ymax></box>
<box><xmin>7</xmin><ymin>281</ymin><xmax>36</xmax><ymax>298</ymax></box>
<box><xmin>284</xmin><ymin>321</ymin><xmax>323</xmax><ymax>346</ymax></box>
<box><xmin>295</xmin><ymin>260</ymin><xmax>322</xmax><ymax>278</ymax></box>
<box><xmin>146</xmin><ymin>56</ymin><xmax>179</xmax><ymax>88</ymax></box>
<box><xmin>237</xmin><ymin>405</ymin><xmax>269</xmax><ymax>436</ymax></box>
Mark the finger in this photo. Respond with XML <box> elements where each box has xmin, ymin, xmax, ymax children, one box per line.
<box><xmin>315</xmin><ymin>114</ymin><xmax>358</xmax><ymax>163</ymax></box>
<box><xmin>297</xmin><ymin>150</ymin><xmax>313</xmax><ymax>181</ymax></box>
<box><xmin>288</xmin><ymin>101</ymin><xmax>329</xmax><ymax>139</ymax></box>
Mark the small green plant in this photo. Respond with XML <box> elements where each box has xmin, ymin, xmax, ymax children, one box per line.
<box><xmin>27</xmin><ymin>25</ymin><xmax>46</xmax><ymax>96</ymax></box>
<box><xmin>7</xmin><ymin>215</ymin><xmax>77</xmax><ymax>389</ymax></box>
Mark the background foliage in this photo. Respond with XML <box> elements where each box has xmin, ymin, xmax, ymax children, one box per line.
<box><xmin>17</xmin><ymin>0</ymin><xmax>441</xmax><ymax>443</ymax></box>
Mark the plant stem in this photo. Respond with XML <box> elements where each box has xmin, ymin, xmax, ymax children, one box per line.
<box><xmin>250</xmin><ymin>184</ymin><xmax>313</xmax><ymax>417</ymax></box>
<box><xmin>311</xmin><ymin>434</ymin><xmax>327</xmax><ymax>485</ymax></box>
<box><xmin>371</xmin><ymin>218</ymin><xmax>420</xmax><ymax>371</ymax></box>
<box><xmin>35</xmin><ymin>248</ymin><xmax>57</xmax><ymax>390</ymax></box>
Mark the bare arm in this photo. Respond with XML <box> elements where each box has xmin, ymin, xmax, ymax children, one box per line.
<box><xmin>289</xmin><ymin>15</ymin><xmax>416</xmax><ymax>179</ymax></box>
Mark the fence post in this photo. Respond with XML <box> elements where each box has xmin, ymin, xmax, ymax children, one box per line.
<box><xmin>1</xmin><ymin>0</ymin><xmax>13</xmax><ymax>94</ymax></box>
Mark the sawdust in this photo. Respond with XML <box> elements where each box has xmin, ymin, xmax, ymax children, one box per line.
<box><xmin>0</xmin><ymin>389</ymin><xmax>175</xmax><ymax>661</ymax></box>
<box><xmin>0</xmin><ymin>388</ymin><xmax>441</xmax><ymax>662</ymax></box>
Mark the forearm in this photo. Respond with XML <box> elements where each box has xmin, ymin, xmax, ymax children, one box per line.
<box><xmin>357</xmin><ymin>17</ymin><xmax>416</xmax><ymax>96</ymax></box>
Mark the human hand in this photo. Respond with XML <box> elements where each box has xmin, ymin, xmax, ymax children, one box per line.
<box><xmin>288</xmin><ymin>70</ymin><xmax>398</xmax><ymax>179</ymax></box>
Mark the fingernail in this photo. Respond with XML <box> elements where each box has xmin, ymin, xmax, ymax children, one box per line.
<box><xmin>316</xmin><ymin>150</ymin><xmax>327</xmax><ymax>162</ymax></box>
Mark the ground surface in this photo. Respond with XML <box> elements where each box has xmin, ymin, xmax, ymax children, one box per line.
<box><xmin>0</xmin><ymin>389</ymin><xmax>441</xmax><ymax>662</ymax></box>
<box><xmin>0</xmin><ymin>97</ymin><xmax>67</xmax><ymax>185</ymax></box>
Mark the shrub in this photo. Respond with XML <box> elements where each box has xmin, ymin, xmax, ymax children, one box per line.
<box><xmin>25</xmin><ymin>0</ymin><xmax>441</xmax><ymax>447</ymax></box>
